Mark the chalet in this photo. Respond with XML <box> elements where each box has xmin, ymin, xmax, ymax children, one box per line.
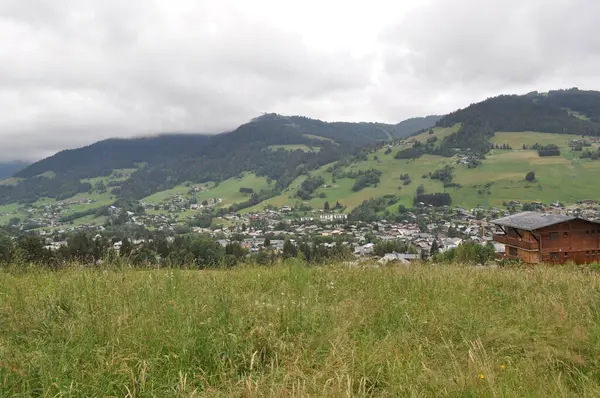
<box><xmin>492</xmin><ymin>211</ymin><xmax>600</xmax><ymax>264</ymax></box>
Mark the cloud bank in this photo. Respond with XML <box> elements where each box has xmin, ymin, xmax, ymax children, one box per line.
<box><xmin>0</xmin><ymin>0</ymin><xmax>599</xmax><ymax>161</ymax></box>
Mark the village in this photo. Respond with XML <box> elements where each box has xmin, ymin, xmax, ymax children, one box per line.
<box><xmin>3</xmin><ymin>186</ymin><xmax>599</xmax><ymax>265</ymax></box>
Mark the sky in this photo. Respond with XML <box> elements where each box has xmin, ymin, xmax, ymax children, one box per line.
<box><xmin>1</xmin><ymin>0</ymin><xmax>600</xmax><ymax>162</ymax></box>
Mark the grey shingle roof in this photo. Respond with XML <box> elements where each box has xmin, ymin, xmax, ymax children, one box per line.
<box><xmin>491</xmin><ymin>211</ymin><xmax>575</xmax><ymax>231</ymax></box>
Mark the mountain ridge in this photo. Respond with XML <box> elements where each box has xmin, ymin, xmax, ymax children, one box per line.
<box><xmin>3</xmin><ymin>88</ymin><xmax>600</xmax><ymax>218</ymax></box>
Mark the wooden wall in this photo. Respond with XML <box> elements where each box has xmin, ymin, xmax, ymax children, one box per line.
<box><xmin>538</xmin><ymin>219</ymin><xmax>600</xmax><ymax>264</ymax></box>
<box><xmin>500</xmin><ymin>220</ymin><xmax>600</xmax><ymax>264</ymax></box>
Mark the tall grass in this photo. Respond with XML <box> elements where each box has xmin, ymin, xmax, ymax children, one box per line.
<box><xmin>2</xmin><ymin>263</ymin><xmax>600</xmax><ymax>396</ymax></box>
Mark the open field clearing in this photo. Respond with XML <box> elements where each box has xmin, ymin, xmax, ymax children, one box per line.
<box><xmin>268</xmin><ymin>145</ymin><xmax>322</xmax><ymax>152</ymax></box>
<box><xmin>411</xmin><ymin>123</ymin><xmax>462</xmax><ymax>145</ymax></box>
<box><xmin>2</xmin><ymin>264</ymin><xmax>600</xmax><ymax>396</ymax></box>
<box><xmin>143</xmin><ymin>173</ymin><xmax>272</xmax><ymax>208</ymax></box>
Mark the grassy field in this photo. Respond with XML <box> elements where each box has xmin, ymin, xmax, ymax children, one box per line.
<box><xmin>491</xmin><ymin>131</ymin><xmax>576</xmax><ymax>149</ymax></box>
<box><xmin>81</xmin><ymin>168</ymin><xmax>138</xmax><ymax>185</ymax></box>
<box><xmin>2</xmin><ymin>264</ymin><xmax>600</xmax><ymax>396</ymax></box>
<box><xmin>143</xmin><ymin>173</ymin><xmax>273</xmax><ymax>209</ymax></box>
<box><xmin>268</xmin><ymin>145</ymin><xmax>321</xmax><ymax>152</ymax></box>
<box><xmin>410</xmin><ymin>123</ymin><xmax>461</xmax><ymax>145</ymax></box>
<box><xmin>0</xmin><ymin>177</ymin><xmax>23</xmax><ymax>186</ymax></box>
<box><xmin>303</xmin><ymin>134</ymin><xmax>337</xmax><ymax>144</ymax></box>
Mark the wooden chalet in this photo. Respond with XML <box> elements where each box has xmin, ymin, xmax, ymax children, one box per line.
<box><xmin>492</xmin><ymin>211</ymin><xmax>600</xmax><ymax>264</ymax></box>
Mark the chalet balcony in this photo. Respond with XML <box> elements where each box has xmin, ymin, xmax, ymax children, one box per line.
<box><xmin>493</xmin><ymin>234</ymin><xmax>539</xmax><ymax>251</ymax></box>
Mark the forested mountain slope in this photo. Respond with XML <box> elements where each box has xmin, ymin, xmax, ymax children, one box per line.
<box><xmin>430</xmin><ymin>88</ymin><xmax>600</xmax><ymax>154</ymax></box>
<box><xmin>3</xmin><ymin>114</ymin><xmax>438</xmax><ymax>205</ymax></box>
<box><xmin>0</xmin><ymin>162</ymin><xmax>28</xmax><ymax>179</ymax></box>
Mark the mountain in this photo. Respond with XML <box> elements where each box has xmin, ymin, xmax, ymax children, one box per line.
<box><xmin>4</xmin><ymin>114</ymin><xmax>438</xmax><ymax>205</ymax></box>
<box><xmin>431</xmin><ymin>88</ymin><xmax>600</xmax><ymax>153</ymax></box>
<box><xmin>393</xmin><ymin>115</ymin><xmax>443</xmax><ymax>138</ymax></box>
<box><xmin>0</xmin><ymin>162</ymin><xmax>28</xmax><ymax>179</ymax></box>
<box><xmin>4</xmin><ymin>88</ymin><xmax>600</xmax><ymax>219</ymax></box>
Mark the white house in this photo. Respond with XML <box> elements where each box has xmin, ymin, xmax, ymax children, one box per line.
<box><xmin>320</xmin><ymin>213</ymin><xmax>348</xmax><ymax>222</ymax></box>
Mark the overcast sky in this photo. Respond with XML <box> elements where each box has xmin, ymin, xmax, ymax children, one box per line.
<box><xmin>1</xmin><ymin>0</ymin><xmax>599</xmax><ymax>162</ymax></box>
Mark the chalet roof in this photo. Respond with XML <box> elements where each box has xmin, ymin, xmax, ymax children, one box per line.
<box><xmin>491</xmin><ymin>211</ymin><xmax>576</xmax><ymax>231</ymax></box>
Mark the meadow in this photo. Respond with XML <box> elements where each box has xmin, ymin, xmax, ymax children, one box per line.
<box><xmin>268</xmin><ymin>145</ymin><xmax>322</xmax><ymax>152</ymax></box>
<box><xmin>247</xmin><ymin>130</ymin><xmax>600</xmax><ymax>213</ymax></box>
<box><xmin>142</xmin><ymin>173</ymin><xmax>272</xmax><ymax>207</ymax></box>
<box><xmin>2</xmin><ymin>263</ymin><xmax>600</xmax><ymax>396</ymax></box>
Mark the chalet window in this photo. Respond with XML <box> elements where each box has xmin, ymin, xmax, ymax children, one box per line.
<box><xmin>563</xmin><ymin>232</ymin><xmax>569</xmax><ymax>238</ymax></box>
<box><xmin>550</xmin><ymin>232</ymin><xmax>559</xmax><ymax>240</ymax></box>
<box><xmin>586</xmin><ymin>251</ymin><xmax>590</xmax><ymax>256</ymax></box>
<box><xmin>564</xmin><ymin>252</ymin><xmax>569</xmax><ymax>259</ymax></box>
<box><xmin>508</xmin><ymin>247</ymin><xmax>518</xmax><ymax>256</ymax></box>
<box><xmin>586</xmin><ymin>230</ymin><xmax>590</xmax><ymax>235</ymax></box>
<box><xmin>550</xmin><ymin>252</ymin><xmax>559</xmax><ymax>259</ymax></box>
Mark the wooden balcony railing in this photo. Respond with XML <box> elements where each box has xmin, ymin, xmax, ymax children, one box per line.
<box><xmin>493</xmin><ymin>234</ymin><xmax>539</xmax><ymax>251</ymax></box>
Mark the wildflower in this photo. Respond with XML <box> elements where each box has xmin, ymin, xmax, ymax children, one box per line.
<box><xmin>500</xmin><ymin>364</ymin><xmax>506</xmax><ymax>370</ymax></box>
<box><xmin>478</xmin><ymin>373</ymin><xmax>485</xmax><ymax>380</ymax></box>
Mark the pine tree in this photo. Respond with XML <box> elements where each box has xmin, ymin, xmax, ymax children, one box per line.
<box><xmin>430</xmin><ymin>239</ymin><xmax>440</xmax><ymax>256</ymax></box>
<box><xmin>324</xmin><ymin>201</ymin><xmax>330</xmax><ymax>211</ymax></box>
<box><xmin>120</xmin><ymin>238</ymin><xmax>132</xmax><ymax>257</ymax></box>
<box><xmin>283</xmin><ymin>238</ymin><xmax>298</xmax><ymax>259</ymax></box>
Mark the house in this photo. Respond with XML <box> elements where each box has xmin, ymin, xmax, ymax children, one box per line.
<box><xmin>354</xmin><ymin>243</ymin><xmax>374</xmax><ymax>256</ymax></box>
<box><xmin>320</xmin><ymin>213</ymin><xmax>348</xmax><ymax>222</ymax></box>
<box><xmin>492</xmin><ymin>211</ymin><xmax>600</xmax><ymax>264</ymax></box>
<box><xmin>378</xmin><ymin>252</ymin><xmax>419</xmax><ymax>265</ymax></box>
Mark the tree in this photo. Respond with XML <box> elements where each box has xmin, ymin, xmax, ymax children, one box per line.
<box><xmin>189</xmin><ymin>213</ymin><xmax>213</xmax><ymax>228</ymax></box>
<box><xmin>120</xmin><ymin>238</ymin><xmax>132</xmax><ymax>257</ymax></box>
<box><xmin>474</xmin><ymin>242</ymin><xmax>497</xmax><ymax>265</ymax></box>
<box><xmin>416</xmin><ymin>184</ymin><xmax>425</xmax><ymax>195</ymax></box>
<box><xmin>430</xmin><ymin>239</ymin><xmax>440</xmax><ymax>256</ymax></box>
<box><xmin>525</xmin><ymin>171</ymin><xmax>536</xmax><ymax>182</ymax></box>
<box><xmin>67</xmin><ymin>233</ymin><xmax>93</xmax><ymax>262</ymax></box>
<box><xmin>283</xmin><ymin>238</ymin><xmax>298</xmax><ymax>259</ymax></box>
<box><xmin>190</xmin><ymin>238</ymin><xmax>224</xmax><ymax>268</ymax></box>
<box><xmin>0</xmin><ymin>234</ymin><xmax>14</xmax><ymax>264</ymax></box>
<box><xmin>17</xmin><ymin>235</ymin><xmax>46</xmax><ymax>264</ymax></box>
<box><xmin>324</xmin><ymin>201</ymin><xmax>330</xmax><ymax>211</ymax></box>
<box><xmin>264</xmin><ymin>237</ymin><xmax>271</xmax><ymax>247</ymax></box>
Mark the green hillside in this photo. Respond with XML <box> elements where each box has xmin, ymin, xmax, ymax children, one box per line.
<box><xmin>3</xmin><ymin>88</ymin><xmax>600</xmax><ymax>225</ymax></box>
<box><xmin>2</xmin><ymin>129</ymin><xmax>599</xmax><ymax>227</ymax></box>
<box><xmin>243</xmin><ymin>130</ymin><xmax>600</xmax><ymax>212</ymax></box>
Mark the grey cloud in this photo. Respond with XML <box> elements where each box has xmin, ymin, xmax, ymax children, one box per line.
<box><xmin>0</xmin><ymin>0</ymin><xmax>373</xmax><ymax>161</ymax></box>
<box><xmin>1</xmin><ymin>0</ymin><xmax>600</xmax><ymax>163</ymax></box>
<box><xmin>380</xmin><ymin>0</ymin><xmax>600</xmax><ymax>92</ymax></box>
<box><xmin>362</xmin><ymin>0</ymin><xmax>600</xmax><ymax>125</ymax></box>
